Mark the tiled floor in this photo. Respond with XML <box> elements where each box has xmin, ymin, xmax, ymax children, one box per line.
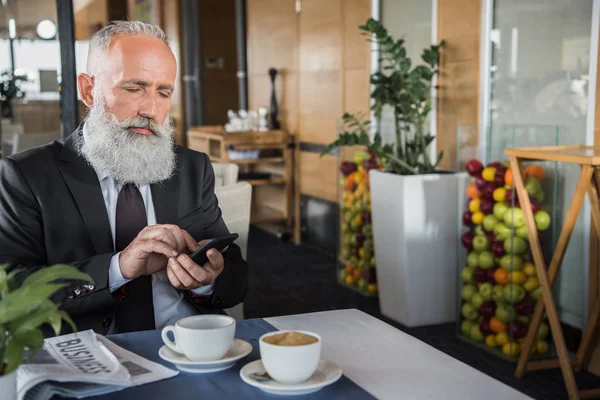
<box><xmin>244</xmin><ymin>226</ymin><xmax>600</xmax><ymax>400</ymax></box>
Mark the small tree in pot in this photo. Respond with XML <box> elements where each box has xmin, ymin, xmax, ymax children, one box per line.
<box><xmin>323</xmin><ymin>18</ymin><xmax>460</xmax><ymax>327</ymax></box>
<box><xmin>0</xmin><ymin>263</ymin><xmax>93</xmax><ymax>396</ymax></box>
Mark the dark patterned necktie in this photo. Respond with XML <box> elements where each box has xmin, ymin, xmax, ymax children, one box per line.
<box><xmin>114</xmin><ymin>183</ymin><xmax>155</xmax><ymax>332</ymax></box>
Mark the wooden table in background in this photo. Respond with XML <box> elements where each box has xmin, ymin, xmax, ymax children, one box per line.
<box><xmin>505</xmin><ymin>145</ymin><xmax>600</xmax><ymax>400</ymax></box>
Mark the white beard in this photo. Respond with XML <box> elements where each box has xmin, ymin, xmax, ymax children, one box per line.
<box><xmin>78</xmin><ymin>98</ymin><xmax>177</xmax><ymax>186</ymax></box>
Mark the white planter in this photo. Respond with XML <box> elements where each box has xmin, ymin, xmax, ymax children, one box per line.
<box><xmin>0</xmin><ymin>369</ymin><xmax>17</xmax><ymax>400</ymax></box>
<box><xmin>370</xmin><ymin>169</ymin><xmax>468</xmax><ymax>327</ymax></box>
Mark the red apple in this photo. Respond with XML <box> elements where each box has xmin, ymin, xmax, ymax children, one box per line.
<box><xmin>492</xmin><ymin>241</ymin><xmax>506</xmax><ymax>257</ymax></box>
<box><xmin>479</xmin><ymin>318</ymin><xmax>493</xmax><ymax>335</ymax></box>
<box><xmin>475</xmin><ymin>177</ymin><xmax>487</xmax><ymax>191</ymax></box>
<box><xmin>480</xmin><ymin>302</ymin><xmax>496</xmax><ymax>319</ymax></box>
<box><xmin>487</xmin><ymin>232</ymin><xmax>497</xmax><ymax>243</ymax></box>
<box><xmin>474</xmin><ymin>267</ymin><xmax>487</xmax><ymax>283</ymax></box>
<box><xmin>368</xmin><ymin>150</ymin><xmax>377</xmax><ymax>161</ymax></box>
<box><xmin>461</xmin><ymin>232</ymin><xmax>474</xmax><ymax>250</ymax></box>
<box><xmin>487</xmin><ymin>161</ymin><xmax>503</xmax><ymax>168</ymax></box>
<box><xmin>480</xmin><ymin>199</ymin><xmax>494</xmax><ymax>215</ymax></box>
<box><xmin>368</xmin><ymin>267</ymin><xmax>377</xmax><ymax>284</ymax></box>
<box><xmin>466</xmin><ymin>159</ymin><xmax>484</xmax><ymax>177</ymax></box>
<box><xmin>509</xmin><ymin>321</ymin><xmax>528</xmax><ymax>339</ymax></box>
<box><xmin>515</xmin><ymin>300</ymin><xmax>534</xmax><ymax>316</ymax></box>
<box><xmin>487</xmin><ymin>267</ymin><xmax>497</xmax><ymax>284</ymax></box>
<box><xmin>530</xmin><ymin>199</ymin><xmax>541</xmax><ymax>214</ymax></box>
<box><xmin>340</xmin><ymin>161</ymin><xmax>357</xmax><ymax>176</ymax></box>
<box><xmin>363</xmin><ymin>159</ymin><xmax>378</xmax><ymax>171</ymax></box>
<box><xmin>356</xmin><ymin>233</ymin><xmax>365</xmax><ymax>247</ymax></box>
<box><xmin>462</xmin><ymin>211</ymin><xmax>474</xmax><ymax>227</ymax></box>
<box><xmin>484</xmin><ymin>184</ymin><xmax>497</xmax><ymax>199</ymax></box>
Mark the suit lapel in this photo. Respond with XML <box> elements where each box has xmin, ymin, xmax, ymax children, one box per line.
<box><xmin>151</xmin><ymin>179</ymin><xmax>179</xmax><ymax>225</ymax></box>
<box><xmin>58</xmin><ymin>131</ymin><xmax>114</xmax><ymax>254</ymax></box>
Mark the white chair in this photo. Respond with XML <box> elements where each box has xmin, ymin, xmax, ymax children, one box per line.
<box><xmin>12</xmin><ymin>131</ymin><xmax>61</xmax><ymax>154</ymax></box>
<box><xmin>215</xmin><ymin>181</ymin><xmax>252</xmax><ymax>321</ymax></box>
<box><xmin>212</xmin><ymin>162</ymin><xmax>239</xmax><ymax>187</ymax></box>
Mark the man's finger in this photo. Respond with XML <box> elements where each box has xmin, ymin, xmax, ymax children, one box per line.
<box><xmin>137</xmin><ymin>227</ymin><xmax>178</xmax><ymax>250</ymax></box>
<box><xmin>181</xmin><ymin>230</ymin><xmax>200</xmax><ymax>253</ymax></box>
<box><xmin>169</xmin><ymin>256</ymin><xmax>201</xmax><ymax>288</ymax></box>
<box><xmin>176</xmin><ymin>254</ymin><xmax>213</xmax><ymax>283</ymax></box>
<box><xmin>137</xmin><ymin>240</ymin><xmax>178</xmax><ymax>259</ymax></box>
<box><xmin>166</xmin><ymin>262</ymin><xmax>185</xmax><ymax>289</ymax></box>
<box><xmin>205</xmin><ymin>249</ymin><xmax>224</xmax><ymax>272</ymax></box>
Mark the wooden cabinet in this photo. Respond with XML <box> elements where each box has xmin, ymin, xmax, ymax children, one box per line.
<box><xmin>187</xmin><ymin>126</ymin><xmax>296</xmax><ymax>240</ymax></box>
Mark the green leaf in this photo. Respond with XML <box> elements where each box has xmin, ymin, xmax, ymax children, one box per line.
<box><xmin>0</xmin><ymin>283</ymin><xmax>68</xmax><ymax>324</ymax></box>
<box><xmin>433</xmin><ymin>150</ymin><xmax>445</xmax><ymax>168</ymax></box>
<box><xmin>4</xmin><ymin>337</ymin><xmax>25</xmax><ymax>375</ymax></box>
<box><xmin>58</xmin><ymin>310</ymin><xmax>77</xmax><ymax>333</ymax></box>
<box><xmin>16</xmin><ymin>329</ymin><xmax>44</xmax><ymax>351</ymax></box>
<box><xmin>22</xmin><ymin>264</ymin><xmax>94</xmax><ymax>287</ymax></box>
<box><xmin>10</xmin><ymin>299</ymin><xmax>58</xmax><ymax>335</ymax></box>
<box><xmin>48</xmin><ymin>312</ymin><xmax>62</xmax><ymax>336</ymax></box>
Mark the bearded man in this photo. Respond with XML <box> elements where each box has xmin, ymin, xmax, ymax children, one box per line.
<box><xmin>0</xmin><ymin>21</ymin><xmax>248</xmax><ymax>335</ymax></box>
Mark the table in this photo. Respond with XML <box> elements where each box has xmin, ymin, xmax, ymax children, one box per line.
<box><xmin>92</xmin><ymin>309</ymin><xmax>528</xmax><ymax>400</ymax></box>
<box><xmin>505</xmin><ymin>145</ymin><xmax>600</xmax><ymax>400</ymax></box>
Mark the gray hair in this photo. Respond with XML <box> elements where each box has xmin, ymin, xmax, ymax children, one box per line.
<box><xmin>86</xmin><ymin>20</ymin><xmax>170</xmax><ymax>72</ymax></box>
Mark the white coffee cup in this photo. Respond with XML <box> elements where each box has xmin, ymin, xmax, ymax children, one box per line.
<box><xmin>161</xmin><ymin>315</ymin><xmax>235</xmax><ymax>362</ymax></box>
<box><xmin>259</xmin><ymin>330</ymin><xmax>321</xmax><ymax>384</ymax></box>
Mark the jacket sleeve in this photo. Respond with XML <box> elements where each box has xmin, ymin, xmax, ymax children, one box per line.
<box><xmin>188</xmin><ymin>154</ymin><xmax>249</xmax><ymax>310</ymax></box>
<box><xmin>0</xmin><ymin>157</ymin><xmax>116</xmax><ymax>328</ymax></box>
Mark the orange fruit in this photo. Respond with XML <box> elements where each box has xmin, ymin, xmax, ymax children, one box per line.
<box><xmin>353</xmin><ymin>268</ymin><xmax>362</xmax><ymax>280</ymax></box>
<box><xmin>525</xmin><ymin>165</ymin><xmax>545</xmax><ymax>181</ymax></box>
<box><xmin>494</xmin><ymin>268</ymin><xmax>510</xmax><ymax>285</ymax></box>
<box><xmin>466</xmin><ymin>183</ymin><xmax>481</xmax><ymax>199</ymax></box>
<box><xmin>345</xmin><ymin>264</ymin><xmax>353</xmax><ymax>274</ymax></box>
<box><xmin>490</xmin><ymin>317</ymin><xmax>508</xmax><ymax>333</ymax></box>
<box><xmin>344</xmin><ymin>174</ymin><xmax>356</xmax><ymax>191</ymax></box>
<box><xmin>505</xmin><ymin>168</ymin><xmax>514</xmax><ymax>188</ymax></box>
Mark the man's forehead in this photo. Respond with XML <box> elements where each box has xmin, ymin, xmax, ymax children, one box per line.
<box><xmin>104</xmin><ymin>35</ymin><xmax>176</xmax><ymax>79</ymax></box>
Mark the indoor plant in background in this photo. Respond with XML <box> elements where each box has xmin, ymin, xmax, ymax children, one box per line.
<box><xmin>0</xmin><ymin>263</ymin><xmax>93</xmax><ymax>397</ymax></box>
<box><xmin>322</xmin><ymin>18</ymin><xmax>458</xmax><ymax>327</ymax></box>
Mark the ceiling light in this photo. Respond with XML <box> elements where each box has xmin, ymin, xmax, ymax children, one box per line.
<box><xmin>8</xmin><ymin>18</ymin><xmax>16</xmax><ymax>39</ymax></box>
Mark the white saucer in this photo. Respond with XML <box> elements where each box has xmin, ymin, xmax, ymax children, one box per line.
<box><xmin>239</xmin><ymin>359</ymin><xmax>343</xmax><ymax>396</ymax></box>
<box><xmin>158</xmin><ymin>339</ymin><xmax>252</xmax><ymax>373</ymax></box>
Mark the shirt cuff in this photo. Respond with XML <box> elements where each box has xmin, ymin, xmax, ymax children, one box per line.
<box><xmin>189</xmin><ymin>282</ymin><xmax>215</xmax><ymax>296</ymax></box>
<box><xmin>108</xmin><ymin>252</ymin><xmax>132</xmax><ymax>293</ymax></box>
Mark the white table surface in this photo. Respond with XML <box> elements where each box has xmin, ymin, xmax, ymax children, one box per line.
<box><xmin>265</xmin><ymin>309</ymin><xmax>531</xmax><ymax>400</ymax></box>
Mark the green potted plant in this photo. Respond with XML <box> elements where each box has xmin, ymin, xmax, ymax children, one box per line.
<box><xmin>0</xmin><ymin>263</ymin><xmax>93</xmax><ymax>397</ymax></box>
<box><xmin>322</xmin><ymin>18</ymin><xmax>461</xmax><ymax>327</ymax></box>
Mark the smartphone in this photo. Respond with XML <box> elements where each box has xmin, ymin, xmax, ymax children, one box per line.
<box><xmin>189</xmin><ymin>233</ymin><xmax>239</xmax><ymax>265</ymax></box>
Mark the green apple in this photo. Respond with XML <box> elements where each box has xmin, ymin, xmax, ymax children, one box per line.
<box><xmin>471</xmin><ymin>293</ymin><xmax>485</xmax><ymax>309</ymax></box>
<box><xmin>532</xmin><ymin>286</ymin><xmax>542</xmax><ymax>301</ymax></box>
<box><xmin>535</xmin><ymin>190</ymin><xmax>545</xmax><ymax>203</ymax></box>
<box><xmin>503</xmin><ymin>207</ymin><xmax>525</xmax><ymax>228</ymax></box>
<box><xmin>462</xmin><ymin>285</ymin><xmax>477</xmax><ymax>301</ymax></box>
<box><xmin>467</xmin><ymin>252</ymin><xmax>479</xmax><ymax>268</ymax></box>
<box><xmin>526</xmin><ymin>177</ymin><xmax>542</xmax><ymax>196</ymax></box>
<box><xmin>475</xmin><ymin>225</ymin><xmax>485</xmax><ymax>237</ymax></box>
<box><xmin>516</xmin><ymin>225</ymin><xmax>529</xmax><ymax>240</ymax></box>
<box><xmin>493</xmin><ymin>222</ymin><xmax>512</xmax><ymax>241</ymax></box>
<box><xmin>537</xmin><ymin>322</ymin><xmax>549</xmax><ymax>340</ymax></box>
<box><xmin>504</xmin><ymin>236</ymin><xmax>528</xmax><ymax>255</ymax></box>
<box><xmin>492</xmin><ymin>285</ymin><xmax>505</xmax><ymax>303</ymax></box>
<box><xmin>493</xmin><ymin>202</ymin><xmax>509</xmax><ymax>220</ymax></box>
<box><xmin>470</xmin><ymin>325</ymin><xmax>485</xmax><ymax>342</ymax></box>
<box><xmin>500</xmin><ymin>254</ymin><xmax>524</xmax><ymax>271</ymax></box>
<box><xmin>461</xmin><ymin>267</ymin><xmax>475</xmax><ymax>283</ymax></box>
<box><xmin>472</xmin><ymin>235</ymin><xmax>490</xmax><ymax>252</ymax></box>
<box><xmin>482</xmin><ymin>215</ymin><xmax>499</xmax><ymax>232</ymax></box>
<box><xmin>461</xmin><ymin>303</ymin><xmax>478</xmax><ymax>321</ymax></box>
<box><xmin>516</xmin><ymin>315</ymin><xmax>531</xmax><ymax>325</ymax></box>
<box><xmin>495</xmin><ymin>304</ymin><xmax>511</xmax><ymax>323</ymax></box>
<box><xmin>503</xmin><ymin>284</ymin><xmax>526</xmax><ymax>303</ymax></box>
<box><xmin>534</xmin><ymin>210</ymin><xmax>551</xmax><ymax>231</ymax></box>
<box><xmin>357</xmin><ymin>278</ymin><xmax>367</xmax><ymax>291</ymax></box>
<box><xmin>478</xmin><ymin>283</ymin><xmax>492</xmax><ymax>301</ymax></box>
<box><xmin>461</xmin><ymin>320</ymin><xmax>474</xmax><ymax>335</ymax></box>
<box><xmin>478</xmin><ymin>251</ymin><xmax>495</xmax><ymax>269</ymax></box>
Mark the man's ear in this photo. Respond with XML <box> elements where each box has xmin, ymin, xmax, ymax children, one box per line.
<box><xmin>77</xmin><ymin>73</ymin><xmax>95</xmax><ymax>108</ymax></box>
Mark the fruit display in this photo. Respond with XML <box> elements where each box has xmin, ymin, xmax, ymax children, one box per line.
<box><xmin>337</xmin><ymin>149</ymin><xmax>382</xmax><ymax>296</ymax></box>
<box><xmin>459</xmin><ymin>158</ymin><xmax>552</xmax><ymax>360</ymax></box>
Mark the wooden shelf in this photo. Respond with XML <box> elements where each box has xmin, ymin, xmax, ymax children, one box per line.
<box><xmin>231</xmin><ymin>157</ymin><xmax>285</xmax><ymax>165</ymax></box>
<box><xmin>241</xmin><ymin>177</ymin><xmax>286</xmax><ymax>186</ymax></box>
<box><xmin>251</xmin><ymin>204</ymin><xmax>287</xmax><ymax>224</ymax></box>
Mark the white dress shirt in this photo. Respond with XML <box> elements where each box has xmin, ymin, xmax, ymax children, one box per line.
<box><xmin>98</xmin><ymin>173</ymin><xmax>214</xmax><ymax>332</ymax></box>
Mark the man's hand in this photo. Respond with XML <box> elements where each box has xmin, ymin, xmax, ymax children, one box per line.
<box><xmin>165</xmin><ymin>239</ymin><xmax>227</xmax><ymax>290</ymax></box>
<box><xmin>119</xmin><ymin>225</ymin><xmax>200</xmax><ymax>280</ymax></box>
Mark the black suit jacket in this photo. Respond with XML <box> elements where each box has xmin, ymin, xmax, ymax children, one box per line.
<box><xmin>0</xmin><ymin>130</ymin><xmax>248</xmax><ymax>335</ymax></box>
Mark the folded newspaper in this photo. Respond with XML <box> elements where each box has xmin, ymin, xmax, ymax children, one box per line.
<box><xmin>17</xmin><ymin>329</ymin><xmax>178</xmax><ymax>400</ymax></box>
